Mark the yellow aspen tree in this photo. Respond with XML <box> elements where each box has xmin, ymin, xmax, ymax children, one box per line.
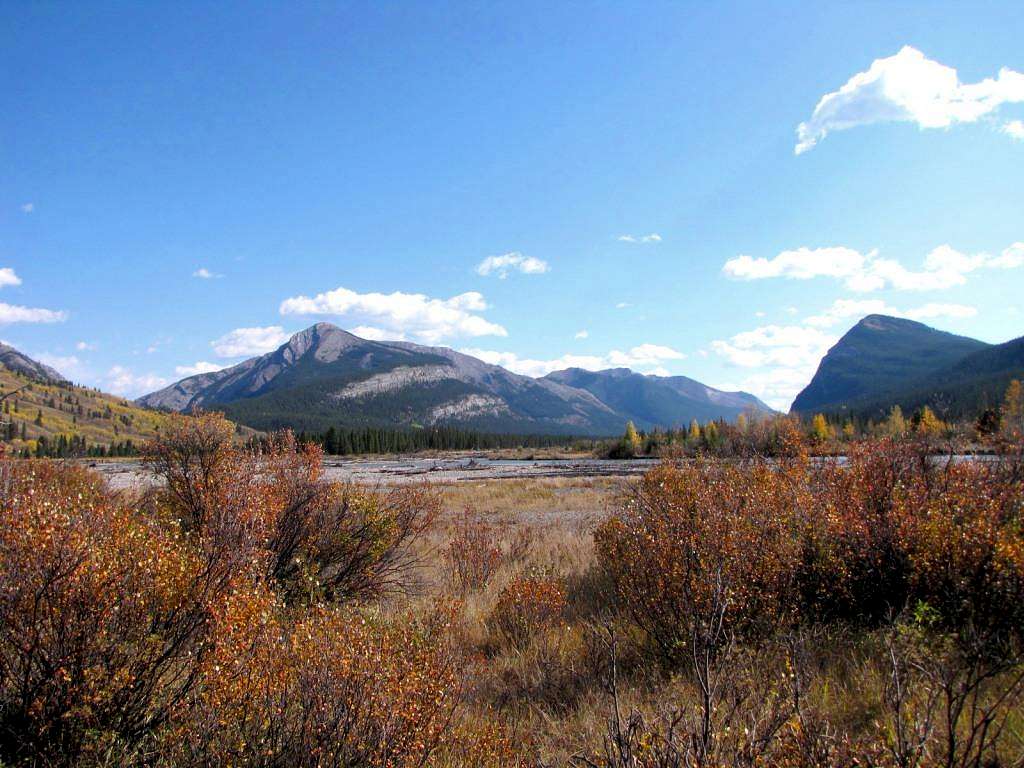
<box><xmin>1002</xmin><ymin>379</ymin><xmax>1023</xmax><ymax>435</ymax></box>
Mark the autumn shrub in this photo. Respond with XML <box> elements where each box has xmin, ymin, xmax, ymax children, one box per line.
<box><xmin>801</xmin><ymin>439</ymin><xmax>1024</xmax><ymax>640</ymax></box>
<box><xmin>444</xmin><ymin>508</ymin><xmax>505</xmax><ymax>593</ymax></box>
<box><xmin>488</xmin><ymin>570</ymin><xmax>567</xmax><ymax>651</ymax></box>
<box><xmin>148</xmin><ymin>413</ymin><xmax>439</xmax><ymax>603</ymax></box>
<box><xmin>896</xmin><ymin>449</ymin><xmax>1024</xmax><ymax>645</ymax></box>
<box><xmin>178</xmin><ymin>597</ymin><xmax>469</xmax><ymax>767</ymax></box>
<box><xmin>0</xmin><ymin>460</ymin><xmax>224</xmax><ymax>766</ymax></box>
<box><xmin>797</xmin><ymin>440</ymin><xmax>919</xmax><ymax>626</ymax></box>
<box><xmin>595</xmin><ymin>459</ymin><xmax>806</xmax><ymax>670</ymax></box>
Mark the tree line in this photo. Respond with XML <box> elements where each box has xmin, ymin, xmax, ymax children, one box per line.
<box><xmin>265</xmin><ymin>424</ymin><xmax>592</xmax><ymax>455</ymax></box>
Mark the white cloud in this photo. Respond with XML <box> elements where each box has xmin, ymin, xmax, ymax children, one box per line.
<box><xmin>0</xmin><ymin>303</ymin><xmax>66</xmax><ymax>324</ymax></box>
<box><xmin>724</xmin><ymin>247</ymin><xmax>873</xmax><ymax>282</ymax></box>
<box><xmin>461</xmin><ymin>343</ymin><xmax>685</xmax><ymax>378</ymax></box>
<box><xmin>796</xmin><ymin>46</ymin><xmax>1024</xmax><ymax>154</ymax></box>
<box><xmin>989</xmin><ymin>241</ymin><xmax>1024</xmax><ymax>268</ymax></box>
<box><xmin>711</xmin><ymin>324</ymin><xmax>839</xmax><ymax>410</ymax></box>
<box><xmin>192</xmin><ymin>267</ymin><xmax>221</xmax><ymax>279</ymax></box>
<box><xmin>804</xmin><ymin>298</ymin><xmax>976</xmax><ymax>327</ymax></box>
<box><xmin>35</xmin><ymin>354</ymin><xmax>83</xmax><ymax>379</ymax></box>
<box><xmin>279</xmin><ymin>286</ymin><xmax>507</xmax><ymax>344</ymax></box>
<box><xmin>475</xmin><ymin>252</ymin><xmax>550</xmax><ymax>279</ymax></box>
<box><xmin>574</xmin><ymin>329</ymin><xmax>589</xmax><ymax>340</ymax></box>
<box><xmin>724</xmin><ymin>242</ymin><xmax>1024</xmax><ymax>292</ymax></box>
<box><xmin>618</xmin><ymin>233</ymin><xmax>662</xmax><ymax>244</ymax></box>
<box><xmin>1004</xmin><ymin>120</ymin><xmax>1024</xmax><ymax>140</ymax></box>
<box><xmin>175</xmin><ymin>361</ymin><xmax>228</xmax><ymax>377</ymax></box>
<box><xmin>615</xmin><ymin>302</ymin><xmax>631</xmax><ymax>309</ymax></box>
<box><xmin>75</xmin><ymin>341</ymin><xmax>96</xmax><ymax>351</ymax></box>
<box><xmin>717</xmin><ymin>368</ymin><xmax>815</xmax><ymax>412</ymax></box>
<box><xmin>712</xmin><ymin>325</ymin><xmax>838</xmax><ymax>370</ymax></box>
<box><xmin>20</xmin><ymin>203</ymin><xmax>34</xmax><ymax>213</ymax></box>
<box><xmin>211</xmin><ymin>325</ymin><xmax>290</xmax><ymax>358</ymax></box>
<box><xmin>351</xmin><ymin>325</ymin><xmax>406</xmax><ymax>342</ymax></box>
<box><xmin>0</xmin><ymin>268</ymin><xmax>22</xmax><ymax>288</ymax></box>
<box><xmin>105</xmin><ymin>366</ymin><xmax>168</xmax><ymax>398</ymax></box>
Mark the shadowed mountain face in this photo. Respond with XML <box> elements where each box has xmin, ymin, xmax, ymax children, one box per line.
<box><xmin>0</xmin><ymin>342</ymin><xmax>66</xmax><ymax>384</ymax></box>
<box><xmin>138</xmin><ymin>324</ymin><xmax>769</xmax><ymax>435</ymax></box>
<box><xmin>543</xmin><ymin>367</ymin><xmax>774</xmax><ymax>429</ymax></box>
<box><xmin>790</xmin><ymin>315</ymin><xmax>990</xmax><ymax>415</ymax></box>
<box><xmin>836</xmin><ymin>333</ymin><xmax>1024</xmax><ymax>421</ymax></box>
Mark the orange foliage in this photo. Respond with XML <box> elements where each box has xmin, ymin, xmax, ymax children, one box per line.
<box><xmin>0</xmin><ymin>413</ymin><xmax>459</xmax><ymax>767</ymax></box>
<box><xmin>488</xmin><ymin>571</ymin><xmax>567</xmax><ymax>650</ymax></box>
<box><xmin>595</xmin><ymin>458</ymin><xmax>807</xmax><ymax>669</ymax></box>
<box><xmin>598</xmin><ymin>439</ymin><xmax>1024</xmax><ymax>667</ymax></box>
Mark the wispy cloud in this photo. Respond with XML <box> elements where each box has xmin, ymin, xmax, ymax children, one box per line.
<box><xmin>192</xmin><ymin>267</ymin><xmax>222</xmax><ymax>279</ymax></box>
<box><xmin>280</xmin><ymin>286</ymin><xmax>507</xmax><ymax>344</ymax></box>
<box><xmin>796</xmin><ymin>46</ymin><xmax>1024</xmax><ymax>154</ymax></box>
<box><xmin>574</xmin><ymin>329</ymin><xmax>589</xmax><ymax>340</ymax></box>
<box><xmin>19</xmin><ymin>203</ymin><xmax>34</xmax><ymax>214</ymax></box>
<box><xmin>724</xmin><ymin>242</ymin><xmax>1024</xmax><ymax>292</ymax></box>
<box><xmin>75</xmin><ymin>341</ymin><xmax>96</xmax><ymax>351</ymax></box>
<box><xmin>475</xmin><ymin>252</ymin><xmax>550</xmax><ymax>279</ymax></box>
<box><xmin>211</xmin><ymin>326</ymin><xmax>290</xmax><ymax>358</ymax></box>
<box><xmin>617</xmin><ymin>233</ymin><xmax>662</xmax><ymax>244</ymax></box>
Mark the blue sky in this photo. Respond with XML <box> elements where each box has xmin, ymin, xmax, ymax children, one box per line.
<box><xmin>3</xmin><ymin>1</ymin><xmax>1023</xmax><ymax>409</ymax></box>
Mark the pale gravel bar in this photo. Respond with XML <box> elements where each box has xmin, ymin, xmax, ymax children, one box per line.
<box><xmin>85</xmin><ymin>456</ymin><xmax>662</xmax><ymax>490</ymax></box>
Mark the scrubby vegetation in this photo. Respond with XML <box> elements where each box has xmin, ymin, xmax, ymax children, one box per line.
<box><xmin>1</xmin><ymin>411</ymin><xmax>1023</xmax><ymax>766</ymax></box>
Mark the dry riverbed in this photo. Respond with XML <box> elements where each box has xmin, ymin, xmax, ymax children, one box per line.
<box><xmin>85</xmin><ymin>454</ymin><xmax>660</xmax><ymax>490</ymax></box>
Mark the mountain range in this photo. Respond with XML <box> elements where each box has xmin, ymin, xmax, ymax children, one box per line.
<box><xmin>138</xmin><ymin>323</ymin><xmax>774</xmax><ymax>435</ymax></box>
<box><xmin>791</xmin><ymin>314</ymin><xmax>1024</xmax><ymax>420</ymax></box>
<box><xmin>4</xmin><ymin>313</ymin><xmax>1020</xmax><ymax>444</ymax></box>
